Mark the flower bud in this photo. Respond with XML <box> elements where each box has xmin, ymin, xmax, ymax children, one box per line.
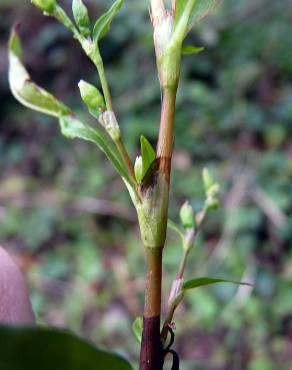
<box><xmin>203</xmin><ymin>167</ymin><xmax>213</xmax><ymax>192</ymax></box>
<box><xmin>78</xmin><ymin>80</ymin><xmax>105</xmax><ymax>114</ymax></box>
<box><xmin>180</xmin><ymin>201</ymin><xmax>195</xmax><ymax>229</ymax></box>
<box><xmin>31</xmin><ymin>0</ymin><xmax>56</xmax><ymax>13</ymax></box>
<box><xmin>134</xmin><ymin>156</ymin><xmax>143</xmax><ymax>184</ymax></box>
<box><xmin>98</xmin><ymin>110</ymin><xmax>120</xmax><ymax>141</ymax></box>
<box><xmin>72</xmin><ymin>0</ymin><xmax>91</xmax><ymax>37</ymax></box>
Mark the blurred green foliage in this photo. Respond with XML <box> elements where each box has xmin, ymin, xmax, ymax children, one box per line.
<box><xmin>0</xmin><ymin>1</ymin><xmax>292</xmax><ymax>369</ymax></box>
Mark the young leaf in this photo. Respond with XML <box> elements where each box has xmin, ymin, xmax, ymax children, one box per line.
<box><xmin>8</xmin><ymin>29</ymin><xmax>71</xmax><ymax>118</ymax></box>
<box><xmin>183</xmin><ymin>277</ymin><xmax>252</xmax><ymax>291</ymax></box>
<box><xmin>59</xmin><ymin>115</ymin><xmax>134</xmax><ymax>187</ymax></box>
<box><xmin>93</xmin><ymin>0</ymin><xmax>124</xmax><ymax>43</ymax></box>
<box><xmin>0</xmin><ymin>326</ymin><xmax>133</xmax><ymax>370</ymax></box>
<box><xmin>140</xmin><ymin>135</ymin><xmax>156</xmax><ymax>180</ymax></box>
<box><xmin>72</xmin><ymin>0</ymin><xmax>91</xmax><ymax>37</ymax></box>
<box><xmin>132</xmin><ymin>317</ymin><xmax>143</xmax><ymax>344</ymax></box>
<box><xmin>182</xmin><ymin>45</ymin><xmax>204</xmax><ymax>55</ymax></box>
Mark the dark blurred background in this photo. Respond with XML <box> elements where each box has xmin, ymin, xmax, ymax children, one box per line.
<box><xmin>0</xmin><ymin>0</ymin><xmax>292</xmax><ymax>369</ymax></box>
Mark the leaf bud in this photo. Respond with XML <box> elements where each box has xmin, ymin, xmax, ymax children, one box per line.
<box><xmin>31</xmin><ymin>0</ymin><xmax>56</xmax><ymax>13</ymax></box>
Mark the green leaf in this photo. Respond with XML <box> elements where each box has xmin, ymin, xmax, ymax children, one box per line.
<box><xmin>93</xmin><ymin>0</ymin><xmax>124</xmax><ymax>43</ymax></box>
<box><xmin>182</xmin><ymin>45</ymin><xmax>204</xmax><ymax>55</ymax></box>
<box><xmin>183</xmin><ymin>277</ymin><xmax>252</xmax><ymax>291</ymax></box>
<box><xmin>174</xmin><ymin>0</ymin><xmax>219</xmax><ymax>41</ymax></box>
<box><xmin>8</xmin><ymin>28</ymin><xmax>71</xmax><ymax>118</ymax></box>
<box><xmin>72</xmin><ymin>0</ymin><xmax>91</xmax><ymax>37</ymax></box>
<box><xmin>59</xmin><ymin>115</ymin><xmax>134</xmax><ymax>186</ymax></box>
<box><xmin>140</xmin><ymin>135</ymin><xmax>156</xmax><ymax>181</ymax></box>
<box><xmin>132</xmin><ymin>317</ymin><xmax>143</xmax><ymax>343</ymax></box>
<box><xmin>0</xmin><ymin>326</ymin><xmax>132</xmax><ymax>370</ymax></box>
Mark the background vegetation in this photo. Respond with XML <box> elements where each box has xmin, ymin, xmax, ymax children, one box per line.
<box><xmin>0</xmin><ymin>0</ymin><xmax>291</xmax><ymax>369</ymax></box>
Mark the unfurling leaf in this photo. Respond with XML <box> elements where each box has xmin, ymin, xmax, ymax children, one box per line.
<box><xmin>132</xmin><ymin>317</ymin><xmax>143</xmax><ymax>343</ymax></box>
<box><xmin>31</xmin><ymin>0</ymin><xmax>56</xmax><ymax>14</ymax></box>
<box><xmin>182</xmin><ymin>45</ymin><xmax>204</xmax><ymax>55</ymax></box>
<box><xmin>93</xmin><ymin>0</ymin><xmax>124</xmax><ymax>43</ymax></box>
<box><xmin>140</xmin><ymin>135</ymin><xmax>156</xmax><ymax>179</ymax></box>
<box><xmin>8</xmin><ymin>29</ymin><xmax>71</xmax><ymax>117</ymax></box>
<box><xmin>0</xmin><ymin>326</ymin><xmax>133</xmax><ymax>370</ymax></box>
<box><xmin>183</xmin><ymin>277</ymin><xmax>252</xmax><ymax>291</ymax></box>
<box><xmin>72</xmin><ymin>0</ymin><xmax>91</xmax><ymax>37</ymax></box>
<box><xmin>78</xmin><ymin>80</ymin><xmax>105</xmax><ymax>117</ymax></box>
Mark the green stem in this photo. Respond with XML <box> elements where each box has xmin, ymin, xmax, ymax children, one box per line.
<box><xmin>54</xmin><ymin>6</ymin><xmax>84</xmax><ymax>45</ymax></box>
<box><xmin>115</xmin><ymin>136</ymin><xmax>135</xmax><ymax>180</ymax></box>
<box><xmin>93</xmin><ymin>51</ymin><xmax>113</xmax><ymax>111</ymax></box>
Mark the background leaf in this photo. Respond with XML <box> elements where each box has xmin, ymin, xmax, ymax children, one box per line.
<box><xmin>183</xmin><ymin>277</ymin><xmax>252</xmax><ymax>291</ymax></box>
<box><xmin>132</xmin><ymin>317</ymin><xmax>143</xmax><ymax>343</ymax></box>
<box><xmin>0</xmin><ymin>326</ymin><xmax>132</xmax><ymax>370</ymax></box>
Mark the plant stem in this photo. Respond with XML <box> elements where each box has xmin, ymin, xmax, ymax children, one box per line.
<box><xmin>157</xmin><ymin>87</ymin><xmax>177</xmax><ymax>184</ymax></box>
<box><xmin>161</xmin><ymin>210</ymin><xmax>208</xmax><ymax>341</ymax></box>
<box><xmin>93</xmin><ymin>55</ymin><xmax>113</xmax><ymax>111</ymax></box>
<box><xmin>115</xmin><ymin>137</ymin><xmax>135</xmax><ymax>180</ymax></box>
<box><xmin>139</xmin><ymin>86</ymin><xmax>178</xmax><ymax>370</ymax></box>
<box><xmin>140</xmin><ymin>248</ymin><xmax>164</xmax><ymax>370</ymax></box>
<box><xmin>177</xmin><ymin>249</ymin><xmax>189</xmax><ymax>279</ymax></box>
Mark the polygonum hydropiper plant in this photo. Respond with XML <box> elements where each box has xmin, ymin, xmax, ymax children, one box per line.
<box><xmin>5</xmin><ymin>1</ymin><xmax>251</xmax><ymax>369</ymax></box>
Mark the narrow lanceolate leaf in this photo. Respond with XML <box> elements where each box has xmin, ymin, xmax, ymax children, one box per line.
<box><xmin>0</xmin><ymin>326</ymin><xmax>133</xmax><ymax>370</ymax></box>
<box><xmin>183</xmin><ymin>277</ymin><xmax>252</xmax><ymax>291</ymax></box>
<box><xmin>174</xmin><ymin>0</ymin><xmax>219</xmax><ymax>40</ymax></box>
<box><xmin>72</xmin><ymin>0</ymin><xmax>91</xmax><ymax>37</ymax></box>
<box><xmin>140</xmin><ymin>135</ymin><xmax>156</xmax><ymax>181</ymax></box>
<box><xmin>182</xmin><ymin>45</ymin><xmax>204</xmax><ymax>55</ymax></box>
<box><xmin>59</xmin><ymin>115</ymin><xmax>134</xmax><ymax>186</ymax></box>
<box><xmin>93</xmin><ymin>0</ymin><xmax>124</xmax><ymax>43</ymax></box>
<box><xmin>8</xmin><ymin>29</ymin><xmax>70</xmax><ymax>118</ymax></box>
<box><xmin>132</xmin><ymin>317</ymin><xmax>143</xmax><ymax>344</ymax></box>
